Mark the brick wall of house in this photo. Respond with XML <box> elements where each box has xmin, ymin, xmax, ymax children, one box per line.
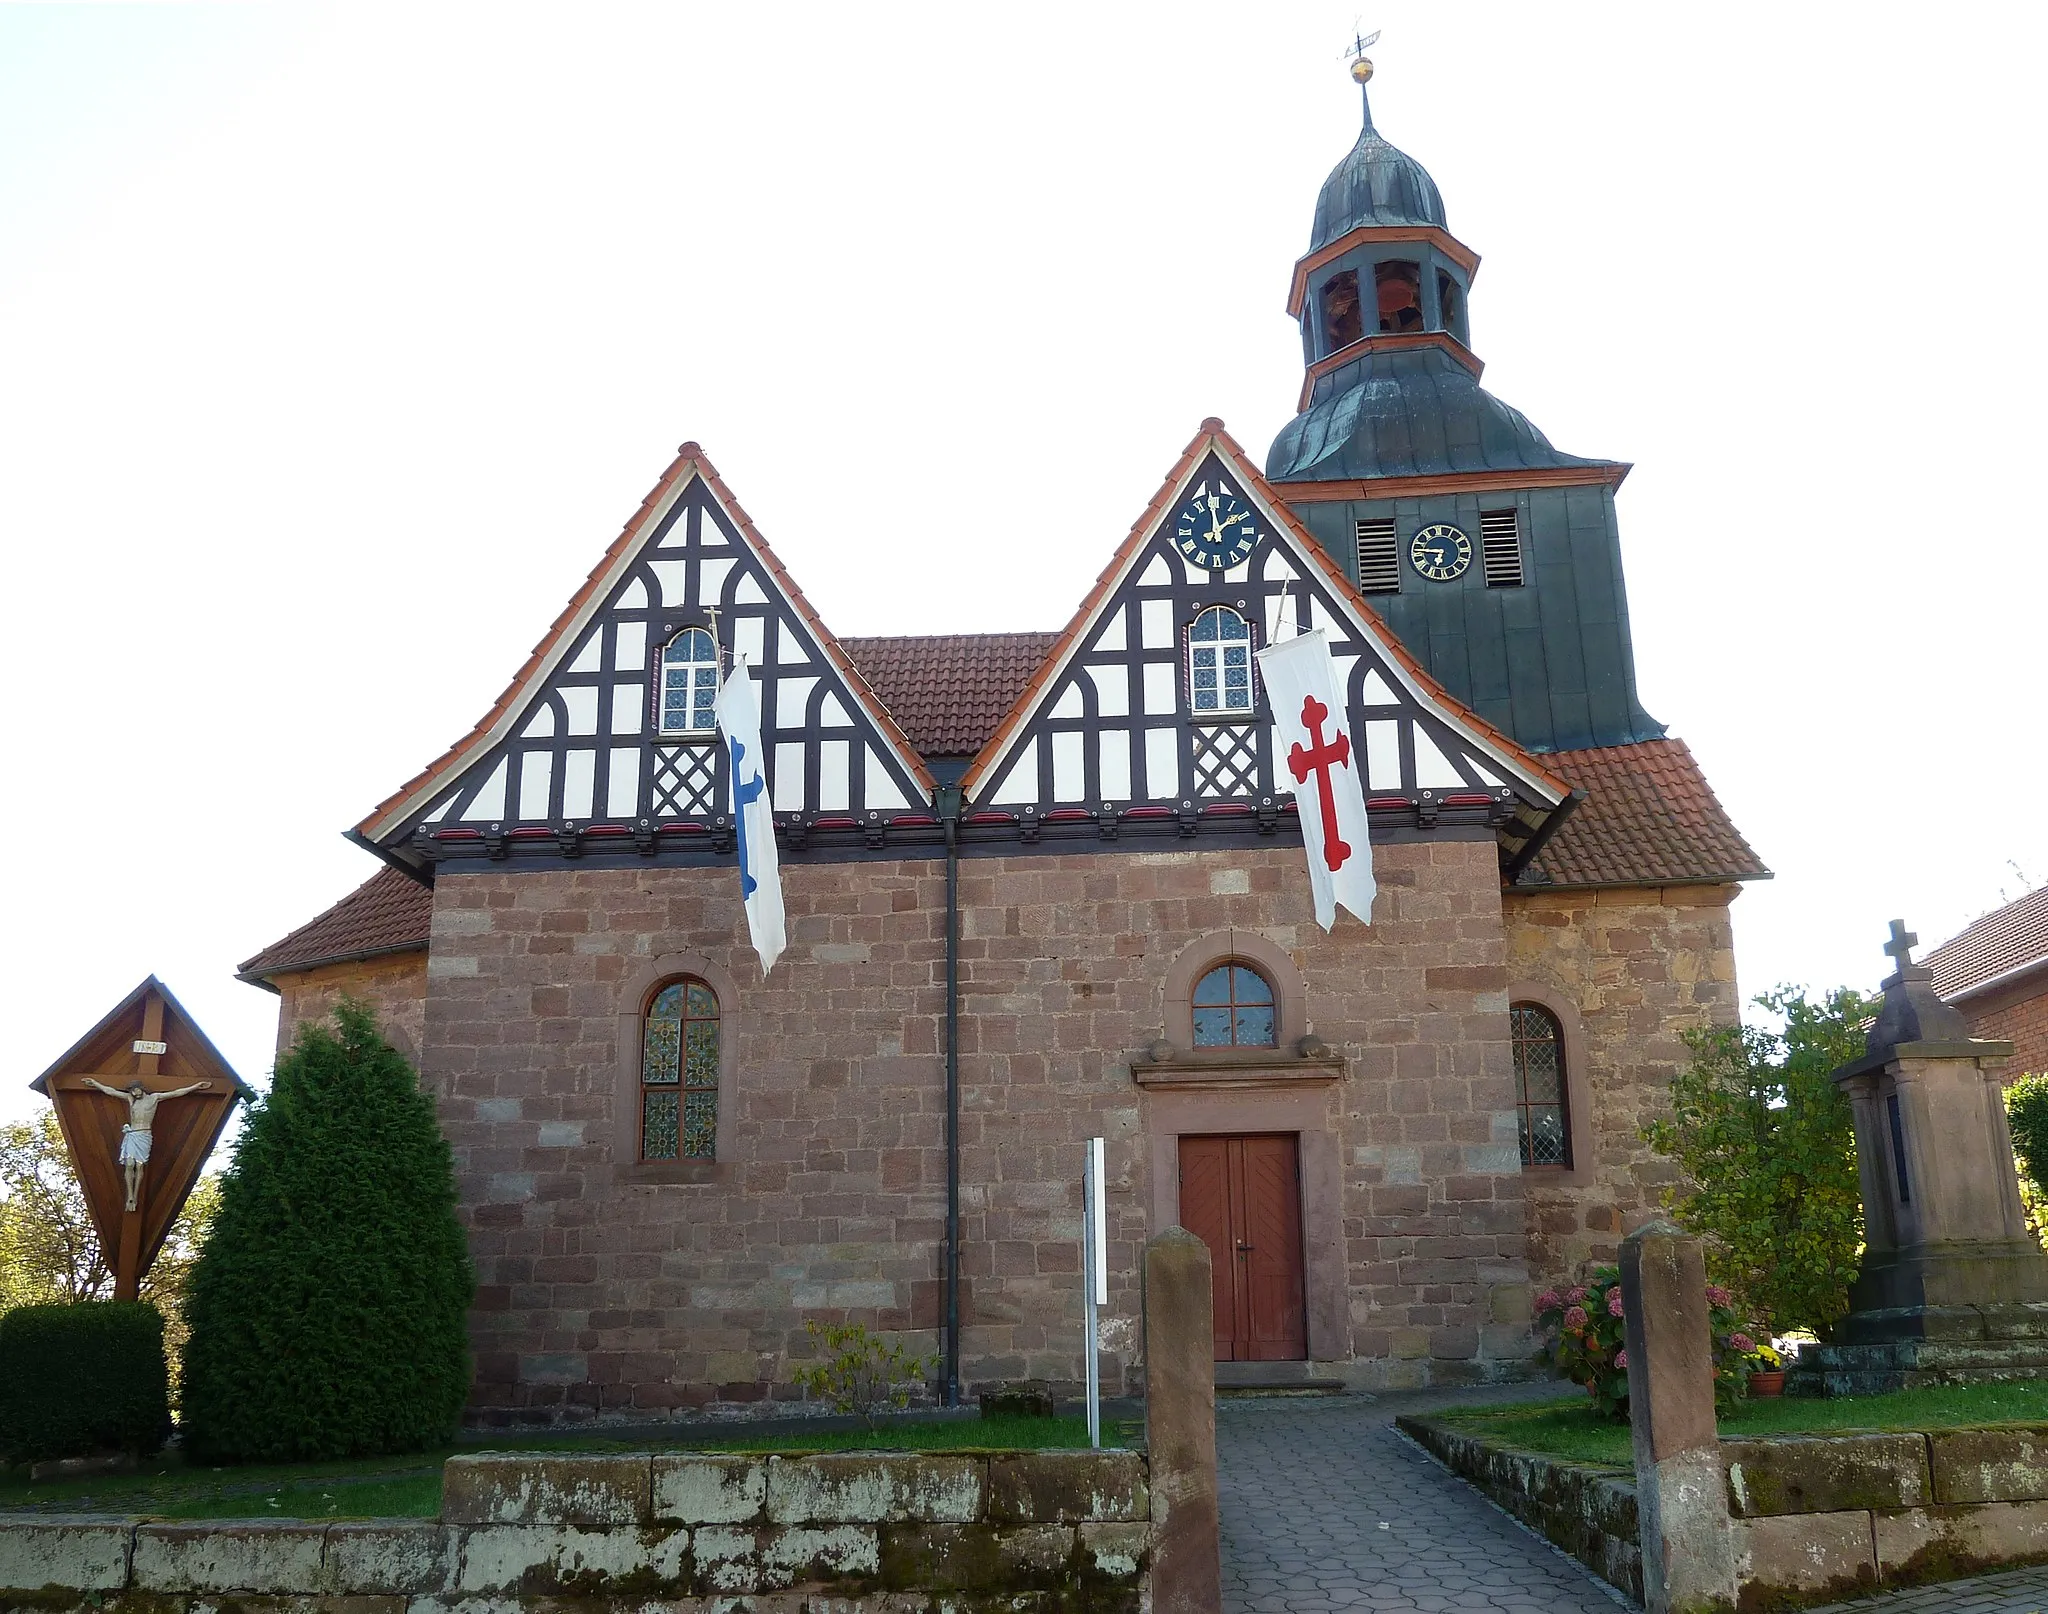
<box><xmin>268</xmin><ymin>951</ymin><xmax>430</xmax><ymax>1065</ymax></box>
<box><xmin>419</xmin><ymin>835</ymin><xmax>1531</xmax><ymax>1422</ymax></box>
<box><xmin>1502</xmin><ymin>884</ymin><xmax>1742</xmax><ymax>1289</ymax></box>
<box><xmin>1960</xmin><ymin>973</ymin><xmax>2048</xmax><ymax>1075</ymax></box>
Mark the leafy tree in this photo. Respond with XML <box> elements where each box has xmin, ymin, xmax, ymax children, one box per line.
<box><xmin>0</xmin><ymin>1113</ymin><xmax>219</xmax><ymax>1395</ymax></box>
<box><xmin>1643</xmin><ymin>986</ymin><xmax>1871</xmax><ymax>1339</ymax></box>
<box><xmin>2007</xmin><ymin>1074</ymin><xmax>2048</xmax><ymax>1201</ymax></box>
<box><xmin>180</xmin><ymin>999</ymin><xmax>473</xmax><ymax>1462</ymax></box>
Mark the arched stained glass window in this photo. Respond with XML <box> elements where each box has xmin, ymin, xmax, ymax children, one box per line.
<box><xmin>660</xmin><ymin>628</ymin><xmax>720</xmax><ymax>735</ymax></box>
<box><xmin>1512</xmin><ymin>1004</ymin><xmax>1570</xmax><ymax>1170</ymax></box>
<box><xmin>1192</xmin><ymin>963</ymin><xmax>1277</xmax><ymax>1048</ymax></box>
<box><xmin>641</xmin><ymin>978</ymin><xmax>719</xmax><ymax>1160</ymax></box>
<box><xmin>1189</xmin><ymin>606</ymin><xmax>1254</xmax><ymax>716</ymax></box>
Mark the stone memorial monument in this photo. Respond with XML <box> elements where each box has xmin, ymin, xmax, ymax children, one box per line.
<box><xmin>1790</xmin><ymin>921</ymin><xmax>2048</xmax><ymax>1394</ymax></box>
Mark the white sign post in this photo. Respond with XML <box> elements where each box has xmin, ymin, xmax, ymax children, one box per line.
<box><xmin>1081</xmin><ymin>1137</ymin><xmax>1107</xmax><ymax>1448</ymax></box>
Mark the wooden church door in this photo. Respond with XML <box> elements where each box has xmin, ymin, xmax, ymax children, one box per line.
<box><xmin>1177</xmin><ymin>1134</ymin><xmax>1307</xmax><ymax>1362</ymax></box>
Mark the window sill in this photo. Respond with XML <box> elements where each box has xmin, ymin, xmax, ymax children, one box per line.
<box><xmin>1188</xmin><ymin>711</ymin><xmax>1260</xmax><ymax>727</ymax></box>
<box><xmin>1130</xmin><ymin>1048</ymin><xmax>1345</xmax><ymax>1091</ymax></box>
<box><xmin>618</xmin><ymin>1158</ymin><xmax>722</xmax><ymax>1184</ymax></box>
<box><xmin>654</xmin><ymin>732</ymin><xmax>718</xmax><ymax>744</ymax></box>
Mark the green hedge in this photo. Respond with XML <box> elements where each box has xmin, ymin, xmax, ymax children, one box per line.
<box><xmin>0</xmin><ymin>1301</ymin><xmax>171</xmax><ymax>1463</ymax></box>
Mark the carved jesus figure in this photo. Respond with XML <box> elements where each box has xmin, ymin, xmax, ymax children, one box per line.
<box><xmin>80</xmin><ymin>1079</ymin><xmax>212</xmax><ymax>1212</ymax></box>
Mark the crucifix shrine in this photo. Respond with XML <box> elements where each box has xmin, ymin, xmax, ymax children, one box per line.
<box><xmin>29</xmin><ymin>977</ymin><xmax>250</xmax><ymax>1301</ymax></box>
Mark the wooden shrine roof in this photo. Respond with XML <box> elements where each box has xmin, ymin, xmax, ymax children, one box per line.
<box><xmin>1924</xmin><ymin>887</ymin><xmax>2048</xmax><ymax>1003</ymax></box>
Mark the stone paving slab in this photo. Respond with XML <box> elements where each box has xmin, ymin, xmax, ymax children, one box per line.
<box><xmin>1808</xmin><ymin>1561</ymin><xmax>2048</xmax><ymax>1614</ymax></box>
<box><xmin>1217</xmin><ymin>1387</ymin><xmax>1630</xmax><ymax>1614</ymax></box>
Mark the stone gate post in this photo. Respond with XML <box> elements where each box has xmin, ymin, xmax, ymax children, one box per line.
<box><xmin>1621</xmin><ymin>1219</ymin><xmax>1738</xmax><ymax>1614</ymax></box>
<box><xmin>1145</xmin><ymin>1226</ymin><xmax>1221</xmax><ymax>1614</ymax></box>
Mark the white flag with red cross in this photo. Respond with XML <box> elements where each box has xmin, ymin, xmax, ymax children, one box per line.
<box><xmin>1255</xmin><ymin>629</ymin><xmax>1376</xmax><ymax>930</ymax></box>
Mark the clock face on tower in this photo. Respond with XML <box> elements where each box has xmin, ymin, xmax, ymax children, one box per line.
<box><xmin>1172</xmin><ymin>483</ymin><xmax>1261</xmax><ymax>571</ymax></box>
<box><xmin>1410</xmin><ymin>523</ymin><xmax>1473</xmax><ymax>582</ymax></box>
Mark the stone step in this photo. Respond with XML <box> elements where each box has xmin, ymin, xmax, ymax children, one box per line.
<box><xmin>1214</xmin><ymin>1361</ymin><xmax>1347</xmax><ymax>1396</ymax></box>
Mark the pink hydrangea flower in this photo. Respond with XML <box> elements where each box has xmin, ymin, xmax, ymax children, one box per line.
<box><xmin>1535</xmin><ymin>1290</ymin><xmax>1561</xmax><ymax>1313</ymax></box>
<box><xmin>1705</xmin><ymin>1285</ymin><xmax>1732</xmax><ymax>1307</ymax></box>
<box><xmin>1615</xmin><ymin>1348</ymin><xmax>1629</xmax><ymax>1369</ymax></box>
<box><xmin>1729</xmin><ymin>1331</ymin><xmax>1756</xmax><ymax>1354</ymax></box>
<box><xmin>1567</xmin><ymin>1286</ymin><xmax>1588</xmax><ymax>1305</ymax></box>
<box><xmin>1607</xmin><ymin>1288</ymin><xmax>1625</xmax><ymax>1317</ymax></box>
<box><xmin>1563</xmin><ymin>1306</ymin><xmax>1589</xmax><ymax>1330</ymax></box>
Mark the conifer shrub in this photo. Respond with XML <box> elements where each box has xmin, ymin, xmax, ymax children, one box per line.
<box><xmin>180</xmin><ymin>1000</ymin><xmax>472</xmax><ymax>1462</ymax></box>
<box><xmin>0</xmin><ymin>1300</ymin><xmax>171</xmax><ymax>1463</ymax></box>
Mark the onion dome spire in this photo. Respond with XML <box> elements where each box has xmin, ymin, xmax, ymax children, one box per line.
<box><xmin>1310</xmin><ymin>35</ymin><xmax>1446</xmax><ymax>249</ymax></box>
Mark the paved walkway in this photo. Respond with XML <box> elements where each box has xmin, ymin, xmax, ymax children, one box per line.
<box><xmin>1216</xmin><ymin>1388</ymin><xmax>2048</xmax><ymax>1614</ymax></box>
<box><xmin>1217</xmin><ymin>1387</ymin><xmax>1628</xmax><ymax>1614</ymax></box>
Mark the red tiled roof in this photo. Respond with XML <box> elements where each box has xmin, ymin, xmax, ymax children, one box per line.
<box><xmin>1925</xmin><ymin>887</ymin><xmax>2048</xmax><ymax>1002</ymax></box>
<box><xmin>237</xmin><ymin>867</ymin><xmax>432</xmax><ymax>985</ymax></box>
<box><xmin>841</xmin><ymin>633</ymin><xmax>1059</xmax><ymax>757</ymax></box>
<box><xmin>1521</xmin><ymin>738</ymin><xmax>1769</xmax><ymax>889</ymax></box>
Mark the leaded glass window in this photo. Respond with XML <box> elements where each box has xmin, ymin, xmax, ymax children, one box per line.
<box><xmin>1192</xmin><ymin>963</ymin><xmax>1277</xmax><ymax>1048</ymax></box>
<box><xmin>1189</xmin><ymin>606</ymin><xmax>1253</xmax><ymax>716</ymax></box>
<box><xmin>641</xmin><ymin>977</ymin><xmax>719</xmax><ymax>1160</ymax></box>
<box><xmin>660</xmin><ymin>628</ymin><xmax>720</xmax><ymax>735</ymax></box>
<box><xmin>1512</xmin><ymin>1004</ymin><xmax>1570</xmax><ymax>1170</ymax></box>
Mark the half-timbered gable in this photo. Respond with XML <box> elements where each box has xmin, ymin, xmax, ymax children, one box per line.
<box><xmin>960</xmin><ymin>422</ymin><xmax>1568</xmax><ymax>847</ymax></box>
<box><xmin>353</xmin><ymin>446</ymin><xmax>933</xmax><ymax>874</ymax></box>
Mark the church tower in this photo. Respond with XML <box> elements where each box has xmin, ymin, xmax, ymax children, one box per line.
<box><xmin>1267</xmin><ymin>48</ymin><xmax>1663</xmax><ymax>756</ymax></box>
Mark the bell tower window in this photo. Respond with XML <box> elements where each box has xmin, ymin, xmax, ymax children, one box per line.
<box><xmin>1320</xmin><ymin>270</ymin><xmax>1363</xmax><ymax>353</ymax></box>
<box><xmin>659</xmin><ymin>628</ymin><xmax>720</xmax><ymax>735</ymax></box>
<box><xmin>1436</xmin><ymin>269</ymin><xmax>1468</xmax><ymax>344</ymax></box>
<box><xmin>1376</xmin><ymin>261</ymin><xmax>1423</xmax><ymax>333</ymax></box>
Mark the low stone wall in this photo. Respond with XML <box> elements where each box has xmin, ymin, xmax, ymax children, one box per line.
<box><xmin>1405</xmin><ymin>1414</ymin><xmax>2048</xmax><ymax>1610</ymax></box>
<box><xmin>0</xmin><ymin>1449</ymin><xmax>1152</xmax><ymax>1614</ymax></box>
<box><xmin>1396</xmin><ymin>1415</ymin><xmax>1642</xmax><ymax>1601</ymax></box>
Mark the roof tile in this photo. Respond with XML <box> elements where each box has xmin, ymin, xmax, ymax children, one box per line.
<box><xmin>1522</xmin><ymin>738</ymin><xmax>1769</xmax><ymax>889</ymax></box>
<box><xmin>841</xmin><ymin>633</ymin><xmax>1058</xmax><ymax>757</ymax></box>
<box><xmin>1924</xmin><ymin>887</ymin><xmax>2048</xmax><ymax>1001</ymax></box>
<box><xmin>238</xmin><ymin>867</ymin><xmax>432</xmax><ymax>983</ymax></box>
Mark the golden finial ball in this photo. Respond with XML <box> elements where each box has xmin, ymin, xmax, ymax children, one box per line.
<box><xmin>1350</xmin><ymin>56</ymin><xmax>1374</xmax><ymax>85</ymax></box>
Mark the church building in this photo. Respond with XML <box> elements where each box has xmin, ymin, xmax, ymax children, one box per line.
<box><xmin>239</xmin><ymin>62</ymin><xmax>1767</xmax><ymax>1421</ymax></box>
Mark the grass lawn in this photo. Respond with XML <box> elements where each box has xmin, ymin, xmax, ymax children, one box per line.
<box><xmin>1433</xmin><ymin>1380</ymin><xmax>2048</xmax><ymax>1468</ymax></box>
<box><xmin>0</xmin><ymin>1415</ymin><xmax>1116</xmax><ymax>1520</ymax></box>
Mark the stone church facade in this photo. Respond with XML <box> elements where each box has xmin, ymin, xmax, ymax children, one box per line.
<box><xmin>241</xmin><ymin>74</ymin><xmax>1765</xmax><ymax>1424</ymax></box>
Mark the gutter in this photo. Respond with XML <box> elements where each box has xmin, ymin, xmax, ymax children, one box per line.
<box><xmin>936</xmin><ymin>784</ymin><xmax>964</xmax><ymax>1407</ymax></box>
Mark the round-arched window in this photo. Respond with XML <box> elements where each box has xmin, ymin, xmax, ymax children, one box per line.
<box><xmin>1192</xmin><ymin>963</ymin><xmax>1277</xmax><ymax>1048</ymax></box>
<box><xmin>641</xmin><ymin>977</ymin><xmax>720</xmax><ymax>1159</ymax></box>
<box><xmin>1189</xmin><ymin>606</ymin><xmax>1253</xmax><ymax>716</ymax></box>
<box><xmin>660</xmin><ymin>628</ymin><xmax>719</xmax><ymax>734</ymax></box>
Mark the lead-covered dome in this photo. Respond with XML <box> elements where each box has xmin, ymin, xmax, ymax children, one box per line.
<box><xmin>1309</xmin><ymin>97</ymin><xmax>1446</xmax><ymax>249</ymax></box>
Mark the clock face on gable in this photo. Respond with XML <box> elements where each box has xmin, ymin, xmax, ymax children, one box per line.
<box><xmin>1172</xmin><ymin>482</ymin><xmax>1262</xmax><ymax>571</ymax></box>
<box><xmin>1410</xmin><ymin>523</ymin><xmax>1473</xmax><ymax>582</ymax></box>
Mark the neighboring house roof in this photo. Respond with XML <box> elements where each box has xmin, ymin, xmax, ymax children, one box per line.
<box><xmin>842</xmin><ymin>633</ymin><xmax>1059</xmax><ymax>758</ymax></box>
<box><xmin>237</xmin><ymin>867</ymin><xmax>433</xmax><ymax>987</ymax></box>
<box><xmin>1518</xmin><ymin>738</ymin><xmax>1769</xmax><ymax>890</ymax></box>
<box><xmin>1925</xmin><ymin>887</ymin><xmax>2048</xmax><ymax>1003</ymax></box>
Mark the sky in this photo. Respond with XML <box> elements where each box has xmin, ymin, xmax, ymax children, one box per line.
<box><xmin>5</xmin><ymin>2</ymin><xmax>2045</xmax><ymax>1127</ymax></box>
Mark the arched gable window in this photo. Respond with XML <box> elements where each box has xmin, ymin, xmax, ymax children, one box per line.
<box><xmin>641</xmin><ymin>978</ymin><xmax>720</xmax><ymax>1160</ymax></box>
<box><xmin>1189</xmin><ymin>606</ymin><xmax>1254</xmax><ymax>716</ymax></box>
<box><xmin>1192</xmin><ymin>963</ymin><xmax>1278</xmax><ymax>1048</ymax></box>
<box><xmin>1511</xmin><ymin>1003</ymin><xmax>1570</xmax><ymax>1170</ymax></box>
<box><xmin>660</xmin><ymin>628</ymin><xmax>720</xmax><ymax>735</ymax></box>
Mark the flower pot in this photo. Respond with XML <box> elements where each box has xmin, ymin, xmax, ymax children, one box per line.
<box><xmin>1748</xmin><ymin>1370</ymin><xmax>1786</xmax><ymax>1398</ymax></box>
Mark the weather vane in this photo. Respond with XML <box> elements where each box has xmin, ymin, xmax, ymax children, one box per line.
<box><xmin>1344</xmin><ymin>27</ymin><xmax>1380</xmax><ymax>84</ymax></box>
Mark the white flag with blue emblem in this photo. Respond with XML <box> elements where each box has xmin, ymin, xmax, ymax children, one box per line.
<box><xmin>715</xmin><ymin>653</ymin><xmax>786</xmax><ymax>976</ymax></box>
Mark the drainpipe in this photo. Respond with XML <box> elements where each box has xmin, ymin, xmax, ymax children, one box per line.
<box><xmin>936</xmin><ymin>784</ymin><xmax>964</xmax><ymax>1407</ymax></box>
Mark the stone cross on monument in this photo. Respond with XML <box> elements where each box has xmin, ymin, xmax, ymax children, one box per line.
<box><xmin>1790</xmin><ymin>920</ymin><xmax>2048</xmax><ymax>1393</ymax></box>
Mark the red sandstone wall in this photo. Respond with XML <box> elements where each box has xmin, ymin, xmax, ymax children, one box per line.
<box><xmin>420</xmin><ymin>836</ymin><xmax>1531</xmax><ymax>1423</ymax></box>
<box><xmin>1502</xmin><ymin>885</ymin><xmax>1742</xmax><ymax>1289</ymax></box>
<box><xmin>1962</xmin><ymin>978</ymin><xmax>2048</xmax><ymax>1076</ymax></box>
<box><xmin>268</xmin><ymin>951</ymin><xmax>430</xmax><ymax>1067</ymax></box>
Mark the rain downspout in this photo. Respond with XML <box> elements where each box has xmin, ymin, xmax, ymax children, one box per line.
<box><xmin>936</xmin><ymin>784</ymin><xmax>963</xmax><ymax>1406</ymax></box>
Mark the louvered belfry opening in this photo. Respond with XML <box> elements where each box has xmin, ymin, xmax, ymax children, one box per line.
<box><xmin>1481</xmin><ymin>509</ymin><xmax>1525</xmax><ymax>588</ymax></box>
<box><xmin>1355</xmin><ymin>517</ymin><xmax>1400</xmax><ymax>593</ymax></box>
